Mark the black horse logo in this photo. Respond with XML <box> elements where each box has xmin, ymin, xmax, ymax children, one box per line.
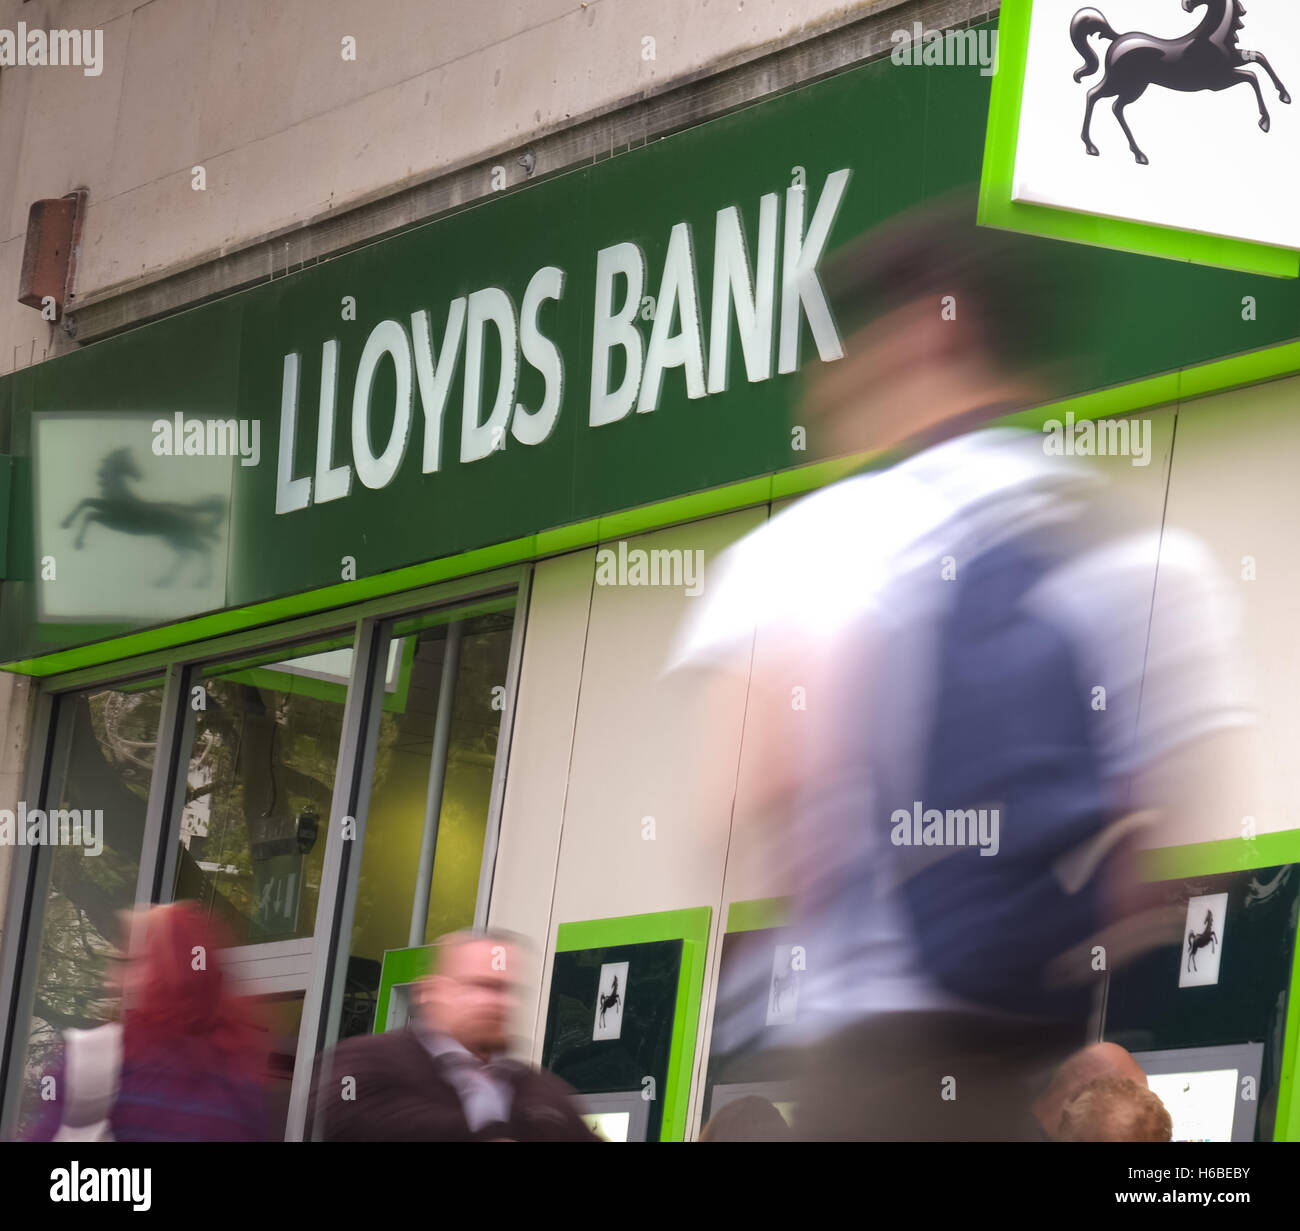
<box><xmin>60</xmin><ymin>447</ymin><xmax>226</xmax><ymax>587</ymax></box>
<box><xmin>1187</xmin><ymin>908</ymin><xmax>1219</xmax><ymax>972</ymax></box>
<box><xmin>598</xmin><ymin>974</ymin><xmax>621</xmax><ymax>1028</ymax></box>
<box><xmin>770</xmin><ymin>954</ymin><xmax>798</xmax><ymax>1015</ymax></box>
<box><xmin>1072</xmin><ymin>1</ymin><xmax>1290</xmax><ymax>164</ymax></box>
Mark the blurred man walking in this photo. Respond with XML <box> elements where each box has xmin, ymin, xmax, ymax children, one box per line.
<box><xmin>311</xmin><ymin>930</ymin><xmax>598</xmax><ymax>1142</ymax></box>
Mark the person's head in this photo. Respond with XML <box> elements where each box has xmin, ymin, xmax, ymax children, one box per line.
<box><xmin>805</xmin><ymin>191</ymin><xmax>1060</xmax><ymax>459</ymax></box>
<box><xmin>1057</xmin><ymin>1076</ymin><xmax>1173</xmax><ymax>1142</ymax></box>
<box><xmin>415</xmin><ymin>929</ymin><xmax>526</xmax><ymax>1060</ymax></box>
<box><xmin>698</xmin><ymin>1095</ymin><xmax>792</xmax><ymax>1142</ymax></box>
<box><xmin>119</xmin><ymin>902</ymin><xmax>262</xmax><ymax>1074</ymax></box>
<box><xmin>1034</xmin><ymin>1042</ymin><xmax>1151</xmax><ymax>1139</ymax></box>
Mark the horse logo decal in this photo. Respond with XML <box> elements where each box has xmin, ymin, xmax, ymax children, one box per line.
<box><xmin>1187</xmin><ymin>908</ymin><xmax>1219</xmax><ymax>972</ymax></box>
<box><xmin>1071</xmin><ymin>1</ymin><xmax>1290</xmax><ymax>164</ymax></box>
<box><xmin>770</xmin><ymin>957</ymin><xmax>797</xmax><ymax>1016</ymax></box>
<box><xmin>592</xmin><ymin>960</ymin><xmax>628</xmax><ymax>1040</ymax></box>
<box><xmin>765</xmin><ymin>944</ymin><xmax>802</xmax><ymax>1026</ymax></box>
<box><xmin>598</xmin><ymin>973</ymin><xmax>621</xmax><ymax>1028</ymax></box>
<box><xmin>60</xmin><ymin>447</ymin><xmax>226</xmax><ymax>587</ymax></box>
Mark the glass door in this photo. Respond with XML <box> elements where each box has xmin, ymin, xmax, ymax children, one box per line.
<box><xmin>166</xmin><ymin>631</ymin><xmax>359</xmax><ymax>1137</ymax></box>
<box><xmin>331</xmin><ymin>601</ymin><xmax>517</xmax><ymax>1043</ymax></box>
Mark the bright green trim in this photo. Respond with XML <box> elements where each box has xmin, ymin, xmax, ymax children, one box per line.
<box><xmin>980</xmin><ymin>0</ymin><xmax>1299</xmax><ymax>279</ymax></box>
<box><xmin>373</xmin><ymin>944</ymin><xmax>436</xmax><ymax>1034</ymax></box>
<box><xmin>1283</xmin><ymin>912</ymin><xmax>1300</xmax><ymax>1144</ymax></box>
<box><xmin>725</xmin><ymin>897</ymin><xmax>791</xmax><ymax>933</ymax></box>
<box><xmin>555</xmin><ymin>906</ymin><xmax>712</xmax><ymax>1142</ymax></box>
<box><xmin>6</xmin><ymin>342</ymin><xmax>1299</xmax><ymax>679</ymax></box>
<box><xmin>389</xmin><ymin>593</ymin><xmax>516</xmax><ymax>638</ymax></box>
<box><xmin>1137</xmin><ymin>830</ymin><xmax>1300</xmax><ymax>882</ymax></box>
<box><xmin>1137</xmin><ymin>829</ymin><xmax>1300</xmax><ymax>1142</ymax></box>
<box><xmin>597</xmin><ymin>479</ymin><xmax>771</xmax><ymax>542</ymax></box>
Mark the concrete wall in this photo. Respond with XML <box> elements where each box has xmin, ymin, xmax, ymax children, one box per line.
<box><xmin>0</xmin><ymin>0</ymin><xmax>906</xmax><ymax>371</ymax></box>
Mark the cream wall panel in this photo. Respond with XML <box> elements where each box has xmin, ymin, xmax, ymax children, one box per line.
<box><xmin>550</xmin><ymin>509</ymin><xmax>766</xmax><ymax>925</ymax></box>
<box><xmin>487</xmin><ymin>551</ymin><xmax>594</xmax><ymax>1057</ymax></box>
<box><xmin>1158</xmin><ymin>375</ymin><xmax>1300</xmax><ymax>842</ymax></box>
<box><xmin>538</xmin><ymin>509</ymin><xmax>764</xmax><ymax>1071</ymax></box>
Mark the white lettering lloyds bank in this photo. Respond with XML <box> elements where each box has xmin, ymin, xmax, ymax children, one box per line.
<box><xmin>275</xmin><ymin>169</ymin><xmax>852</xmax><ymax>515</ymax></box>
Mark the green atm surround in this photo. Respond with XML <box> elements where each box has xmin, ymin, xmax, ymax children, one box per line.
<box><xmin>372</xmin><ymin>910</ymin><xmax>713</xmax><ymax>1140</ymax></box>
<box><xmin>374</xmin><ymin>944</ymin><xmax>435</xmax><ymax>1035</ymax></box>
<box><xmin>543</xmin><ymin>907</ymin><xmax>712</xmax><ymax>1142</ymax></box>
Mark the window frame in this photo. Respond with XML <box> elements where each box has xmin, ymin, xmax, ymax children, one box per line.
<box><xmin>0</xmin><ymin>563</ymin><xmax>532</xmax><ymax>1140</ymax></box>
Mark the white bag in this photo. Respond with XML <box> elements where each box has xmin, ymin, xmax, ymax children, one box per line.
<box><xmin>51</xmin><ymin>1022</ymin><xmax>122</xmax><ymax>1143</ymax></box>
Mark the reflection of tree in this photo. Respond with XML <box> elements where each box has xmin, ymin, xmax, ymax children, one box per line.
<box><xmin>178</xmin><ymin>678</ymin><xmax>342</xmax><ymax>939</ymax></box>
<box><xmin>16</xmin><ymin>685</ymin><xmax>160</xmax><ymax>1135</ymax></box>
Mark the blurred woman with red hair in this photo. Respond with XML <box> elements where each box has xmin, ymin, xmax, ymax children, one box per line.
<box><xmin>28</xmin><ymin>902</ymin><xmax>270</xmax><ymax>1142</ymax></box>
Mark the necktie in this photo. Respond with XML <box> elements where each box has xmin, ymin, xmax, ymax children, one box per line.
<box><xmin>440</xmin><ymin>1052</ymin><xmax>513</xmax><ymax>1133</ymax></box>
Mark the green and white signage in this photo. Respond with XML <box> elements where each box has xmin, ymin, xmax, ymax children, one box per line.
<box><xmin>4</xmin><ymin>17</ymin><xmax>1300</xmax><ymax>672</ymax></box>
<box><xmin>981</xmin><ymin>0</ymin><xmax>1300</xmax><ymax>276</ymax></box>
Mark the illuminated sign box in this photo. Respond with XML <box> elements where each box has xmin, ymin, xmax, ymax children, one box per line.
<box><xmin>981</xmin><ymin>0</ymin><xmax>1300</xmax><ymax>277</ymax></box>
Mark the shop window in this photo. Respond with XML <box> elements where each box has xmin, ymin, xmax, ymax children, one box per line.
<box><xmin>170</xmin><ymin>632</ymin><xmax>357</xmax><ymax>946</ymax></box>
<box><xmin>9</xmin><ymin>678</ymin><xmax>164</xmax><ymax>1140</ymax></box>
<box><xmin>336</xmin><ymin>604</ymin><xmax>516</xmax><ymax>1039</ymax></box>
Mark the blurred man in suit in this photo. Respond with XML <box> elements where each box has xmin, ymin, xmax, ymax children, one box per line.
<box><xmin>311</xmin><ymin>930</ymin><xmax>598</xmax><ymax>1141</ymax></box>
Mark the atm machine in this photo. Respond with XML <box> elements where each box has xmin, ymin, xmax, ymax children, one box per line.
<box><xmin>1101</xmin><ymin>847</ymin><xmax>1300</xmax><ymax>1142</ymax></box>
<box><xmin>703</xmin><ymin>846</ymin><xmax>1300</xmax><ymax>1142</ymax></box>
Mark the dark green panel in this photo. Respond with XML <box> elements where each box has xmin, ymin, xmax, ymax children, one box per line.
<box><xmin>541</xmin><ymin>939</ymin><xmax>682</xmax><ymax>1142</ymax></box>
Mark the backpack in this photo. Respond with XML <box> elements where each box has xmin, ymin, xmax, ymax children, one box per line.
<box><xmin>894</xmin><ymin>529</ymin><xmax>1118</xmax><ymax>1022</ymax></box>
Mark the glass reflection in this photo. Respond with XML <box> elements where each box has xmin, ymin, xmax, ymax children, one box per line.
<box><xmin>172</xmin><ymin>634</ymin><xmax>353</xmax><ymax>945</ymax></box>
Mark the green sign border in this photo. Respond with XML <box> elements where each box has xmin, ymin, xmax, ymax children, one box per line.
<box><xmin>555</xmin><ymin>906</ymin><xmax>712</xmax><ymax>1142</ymax></box>
<box><xmin>979</xmin><ymin>0</ymin><xmax>1299</xmax><ymax>278</ymax></box>
<box><xmin>725</xmin><ymin>897</ymin><xmax>790</xmax><ymax>933</ymax></box>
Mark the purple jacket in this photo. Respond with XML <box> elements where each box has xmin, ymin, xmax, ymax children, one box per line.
<box><xmin>27</xmin><ymin>1038</ymin><xmax>269</xmax><ymax>1142</ymax></box>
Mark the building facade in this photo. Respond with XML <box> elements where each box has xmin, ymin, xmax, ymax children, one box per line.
<box><xmin>1</xmin><ymin>0</ymin><xmax>1299</xmax><ymax>1141</ymax></box>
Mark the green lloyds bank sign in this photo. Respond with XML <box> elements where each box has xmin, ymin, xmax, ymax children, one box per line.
<box><xmin>1</xmin><ymin>17</ymin><xmax>1298</xmax><ymax>670</ymax></box>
